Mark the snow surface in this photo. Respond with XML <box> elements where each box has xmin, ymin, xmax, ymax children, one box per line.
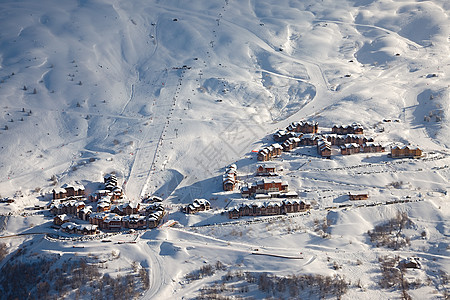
<box><xmin>0</xmin><ymin>0</ymin><xmax>449</xmax><ymax>299</ymax></box>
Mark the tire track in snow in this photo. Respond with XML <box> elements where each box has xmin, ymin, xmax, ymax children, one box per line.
<box><xmin>141</xmin><ymin>240</ymin><xmax>170</xmax><ymax>299</ymax></box>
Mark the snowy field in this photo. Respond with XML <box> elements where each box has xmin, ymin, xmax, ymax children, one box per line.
<box><xmin>0</xmin><ymin>0</ymin><xmax>449</xmax><ymax>299</ymax></box>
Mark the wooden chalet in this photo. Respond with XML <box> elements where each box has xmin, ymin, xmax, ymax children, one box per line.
<box><xmin>122</xmin><ymin>215</ymin><xmax>147</xmax><ymax>229</ymax></box>
<box><xmin>52</xmin><ymin>184</ymin><xmax>85</xmax><ymax>200</ymax></box>
<box><xmin>325</xmin><ymin>134</ymin><xmax>373</xmax><ymax>146</ymax></box>
<box><xmin>228</xmin><ymin>199</ymin><xmax>311</xmax><ymax>219</ymax></box>
<box><xmin>90</xmin><ymin>210</ymin><xmax>162</xmax><ymax>230</ymax></box>
<box><xmin>256</xmin><ymin>178</ymin><xmax>288</xmax><ymax>194</ymax></box>
<box><xmin>332</xmin><ymin>123</ymin><xmax>363</xmax><ymax>135</ymax></box>
<box><xmin>256</xmin><ymin>163</ymin><xmax>277</xmax><ymax>176</ymax></box>
<box><xmin>223</xmin><ymin>164</ymin><xmax>237</xmax><ymax>191</ymax></box>
<box><xmin>112</xmin><ymin>186</ymin><xmax>124</xmax><ymax>200</ymax></box>
<box><xmin>147</xmin><ymin>215</ymin><xmax>160</xmax><ymax>229</ymax></box>
<box><xmin>89</xmin><ymin>213</ymin><xmax>109</xmax><ymax>228</ymax></box>
<box><xmin>60</xmin><ymin>222</ymin><xmax>77</xmax><ymax>234</ymax></box>
<box><xmin>97</xmin><ymin>197</ymin><xmax>111</xmax><ymax>212</ymax></box>
<box><xmin>76</xmin><ymin>224</ymin><xmax>99</xmax><ymax>235</ymax></box>
<box><xmin>299</xmin><ymin>134</ymin><xmax>323</xmax><ymax>146</ymax></box>
<box><xmin>241</xmin><ymin>178</ymin><xmax>288</xmax><ymax>197</ymax></box>
<box><xmin>105</xmin><ymin>182</ymin><xmax>116</xmax><ymax>191</ymax></box>
<box><xmin>78</xmin><ymin>206</ymin><xmax>93</xmax><ymax>221</ymax></box>
<box><xmin>362</xmin><ymin>142</ymin><xmax>385</xmax><ymax>153</ymax></box>
<box><xmin>223</xmin><ymin>178</ymin><xmax>235</xmax><ymax>191</ymax></box>
<box><xmin>391</xmin><ymin>146</ymin><xmax>422</xmax><ymax>158</ymax></box>
<box><xmin>50</xmin><ymin>200</ymin><xmax>85</xmax><ymax>215</ymax></box>
<box><xmin>89</xmin><ymin>189</ymin><xmax>111</xmax><ymax>202</ymax></box>
<box><xmin>145</xmin><ymin>203</ymin><xmax>165</xmax><ymax>215</ymax></box>
<box><xmin>257</xmin><ymin>148</ymin><xmax>270</xmax><ymax>161</ymax></box>
<box><xmin>61</xmin><ymin>222</ymin><xmax>99</xmax><ymax>235</ymax></box>
<box><xmin>340</xmin><ymin>143</ymin><xmax>360</xmax><ymax>155</ymax></box>
<box><xmin>103</xmin><ymin>215</ymin><xmax>123</xmax><ymax>231</ymax></box>
<box><xmin>282</xmin><ymin>137</ymin><xmax>301</xmax><ymax>152</ymax></box>
<box><xmin>286</xmin><ymin>121</ymin><xmax>318</xmax><ymax>134</ymax></box>
<box><xmin>272</xmin><ymin>143</ymin><xmax>283</xmax><ymax>156</ymax></box>
<box><xmin>317</xmin><ymin>139</ymin><xmax>332</xmax><ymax>158</ymax></box>
<box><xmin>110</xmin><ymin>202</ymin><xmax>140</xmax><ymax>215</ymax></box>
<box><xmin>104</xmin><ymin>173</ymin><xmax>117</xmax><ymax>184</ymax></box>
<box><xmin>283</xmin><ymin>199</ymin><xmax>310</xmax><ymax>213</ymax></box>
<box><xmin>53</xmin><ymin>214</ymin><xmax>70</xmax><ymax>226</ymax></box>
<box><xmin>349</xmin><ymin>193</ymin><xmax>369</xmax><ymax>200</ymax></box>
<box><xmin>257</xmin><ymin>143</ymin><xmax>283</xmax><ymax>161</ymax></box>
<box><xmin>273</xmin><ymin>130</ymin><xmax>298</xmax><ymax>142</ymax></box>
<box><xmin>183</xmin><ymin>199</ymin><xmax>211</xmax><ymax>214</ymax></box>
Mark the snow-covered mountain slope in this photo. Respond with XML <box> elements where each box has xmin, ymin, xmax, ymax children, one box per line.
<box><xmin>0</xmin><ymin>0</ymin><xmax>449</xmax><ymax>299</ymax></box>
<box><xmin>0</xmin><ymin>0</ymin><xmax>448</xmax><ymax>200</ymax></box>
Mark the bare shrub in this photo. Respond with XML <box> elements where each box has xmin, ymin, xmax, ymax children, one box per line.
<box><xmin>368</xmin><ymin>212</ymin><xmax>413</xmax><ymax>250</ymax></box>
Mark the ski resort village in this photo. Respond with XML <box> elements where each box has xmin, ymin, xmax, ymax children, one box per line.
<box><xmin>0</xmin><ymin>0</ymin><xmax>449</xmax><ymax>299</ymax></box>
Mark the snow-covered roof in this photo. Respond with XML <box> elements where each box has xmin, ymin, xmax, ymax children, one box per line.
<box><xmin>272</xmin><ymin>143</ymin><xmax>283</xmax><ymax>149</ymax></box>
<box><xmin>227</xmin><ymin>164</ymin><xmax>237</xmax><ymax>170</ymax></box>
<box><xmin>391</xmin><ymin>145</ymin><xmax>420</xmax><ymax>150</ymax></box>
<box><xmin>257</xmin><ymin>163</ymin><xmax>276</xmax><ymax>169</ymax></box>
<box><xmin>97</xmin><ymin>202</ymin><xmax>111</xmax><ymax>208</ymax></box>
<box><xmin>257</xmin><ymin>178</ymin><xmax>283</xmax><ymax>184</ymax></box>
<box><xmin>61</xmin><ymin>183</ymin><xmax>85</xmax><ymax>190</ymax></box>
<box><xmin>341</xmin><ymin>143</ymin><xmax>360</xmax><ymax>149</ymax></box>
<box><xmin>123</xmin><ymin>202</ymin><xmax>139</xmax><ymax>209</ymax></box>
<box><xmin>61</xmin><ymin>222</ymin><xmax>77</xmax><ymax>230</ymax></box>
<box><xmin>104</xmin><ymin>173</ymin><xmax>117</xmax><ymax>180</ymax></box>
<box><xmin>80</xmin><ymin>206</ymin><xmax>92</xmax><ymax>214</ymax></box>
<box><xmin>363</xmin><ymin>142</ymin><xmax>383</xmax><ymax>147</ymax></box>
<box><xmin>53</xmin><ymin>187</ymin><xmax>67</xmax><ymax>193</ymax></box>
<box><xmin>55</xmin><ymin>214</ymin><xmax>70</xmax><ymax>221</ymax></box>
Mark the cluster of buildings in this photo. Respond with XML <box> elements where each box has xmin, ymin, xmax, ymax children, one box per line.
<box><xmin>50</xmin><ymin>173</ymin><xmax>165</xmax><ymax>234</ymax></box>
<box><xmin>183</xmin><ymin>199</ymin><xmax>211</xmax><ymax>214</ymax></box>
<box><xmin>88</xmin><ymin>173</ymin><xmax>124</xmax><ymax>202</ymax></box>
<box><xmin>223</xmin><ymin>164</ymin><xmax>237</xmax><ymax>191</ymax></box>
<box><xmin>55</xmin><ymin>202</ymin><xmax>165</xmax><ymax>232</ymax></box>
<box><xmin>228</xmin><ymin>199</ymin><xmax>311</xmax><ymax>219</ymax></box>
<box><xmin>89</xmin><ymin>204</ymin><xmax>164</xmax><ymax>230</ymax></box>
<box><xmin>258</xmin><ymin>121</ymin><xmax>388</xmax><ymax>161</ymax></box>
